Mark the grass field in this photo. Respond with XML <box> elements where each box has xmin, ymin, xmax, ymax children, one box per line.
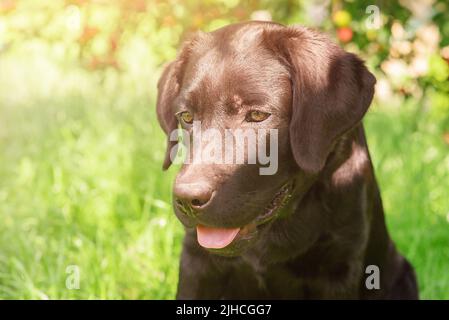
<box><xmin>1</xmin><ymin>52</ymin><xmax>449</xmax><ymax>299</ymax></box>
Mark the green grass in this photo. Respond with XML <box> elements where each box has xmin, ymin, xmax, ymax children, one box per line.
<box><xmin>365</xmin><ymin>106</ymin><xmax>449</xmax><ymax>299</ymax></box>
<box><xmin>0</xmin><ymin>87</ymin><xmax>183</xmax><ymax>299</ymax></box>
<box><xmin>0</xmin><ymin>60</ymin><xmax>448</xmax><ymax>299</ymax></box>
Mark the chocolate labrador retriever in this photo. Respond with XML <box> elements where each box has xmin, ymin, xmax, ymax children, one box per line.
<box><xmin>156</xmin><ymin>21</ymin><xmax>418</xmax><ymax>299</ymax></box>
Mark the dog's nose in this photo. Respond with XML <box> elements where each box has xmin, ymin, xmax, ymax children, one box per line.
<box><xmin>174</xmin><ymin>182</ymin><xmax>213</xmax><ymax>214</ymax></box>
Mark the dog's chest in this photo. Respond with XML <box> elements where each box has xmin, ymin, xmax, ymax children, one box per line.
<box><xmin>222</xmin><ymin>259</ymin><xmax>306</xmax><ymax>299</ymax></box>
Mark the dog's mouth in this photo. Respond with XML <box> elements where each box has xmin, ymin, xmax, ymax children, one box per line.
<box><xmin>196</xmin><ymin>181</ymin><xmax>294</xmax><ymax>253</ymax></box>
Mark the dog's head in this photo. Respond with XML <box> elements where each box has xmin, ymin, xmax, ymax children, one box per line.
<box><xmin>156</xmin><ymin>22</ymin><xmax>375</xmax><ymax>256</ymax></box>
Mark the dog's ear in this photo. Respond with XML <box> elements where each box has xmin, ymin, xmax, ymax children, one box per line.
<box><xmin>266</xmin><ymin>26</ymin><xmax>376</xmax><ymax>173</ymax></box>
<box><xmin>156</xmin><ymin>60</ymin><xmax>182</xmax><ymax>170</ymax></box>
<box><xmin>156</xmin><ymin>33</ymin><xmax>204</xmax><ymax>170</ymax></box>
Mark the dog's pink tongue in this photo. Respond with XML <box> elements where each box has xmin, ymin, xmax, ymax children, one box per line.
<box><xmin>196</xmin><ymin>225</ymin><xmax>240</xmax><ymax>249</ymax></box>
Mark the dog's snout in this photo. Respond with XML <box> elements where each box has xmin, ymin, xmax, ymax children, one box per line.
<box><xmin>174</xmin><ymin>183</ymin><xmax>214</xmax><ymax>214</ymax></box>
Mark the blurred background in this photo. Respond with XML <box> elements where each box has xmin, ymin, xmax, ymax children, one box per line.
<box><xmin>0</xmin><ymin>0</ymin><xmax>448</xmax><ymax>299</ymax></box>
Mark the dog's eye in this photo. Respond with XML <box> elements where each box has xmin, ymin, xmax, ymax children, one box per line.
<box><xmin>246</xmin><ymin>110</ymin><xmax>270</xmax><ymax>122</ymax></box>
<box><xmin>178</xmin><ymin>111</ymin><xmax>193</xmax><ymax>125</ymax></box>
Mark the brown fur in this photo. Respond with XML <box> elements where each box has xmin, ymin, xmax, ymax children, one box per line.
<box><xmin>156</xmin><ymin>21</ymin><xmax>418</xmax><ymax>299</ymax></box>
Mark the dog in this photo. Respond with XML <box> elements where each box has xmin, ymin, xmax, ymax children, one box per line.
<box><xmin>156</xmin><ymin>21</ymin><xmax>418</xmax><ymax>299</ymax></box>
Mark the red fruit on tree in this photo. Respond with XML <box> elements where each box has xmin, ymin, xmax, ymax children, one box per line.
<box><xmin>337</xmin><ymin>27</ymin><xmax>353</xmax><ymax>43</ymax></box>
<box><xmin>0</xmin><ymin>0</ymin><xmax>16</xmax><ymax>14</ymax></box>
<box><xmin>443</xmin><ymin>132</ymin><xmax>449</xmax><ymax>145</ymax></box>
<box><xmin>79</xmin><ymin>26</ymin><xmax>99</xmax><ymax>44</ymax></box>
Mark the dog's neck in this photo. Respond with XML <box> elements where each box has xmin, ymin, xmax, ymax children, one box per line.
<box><xmin>244</xmin><ymin>125</ymin><xmax>374</xmax><ymax>268</ymax></box>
